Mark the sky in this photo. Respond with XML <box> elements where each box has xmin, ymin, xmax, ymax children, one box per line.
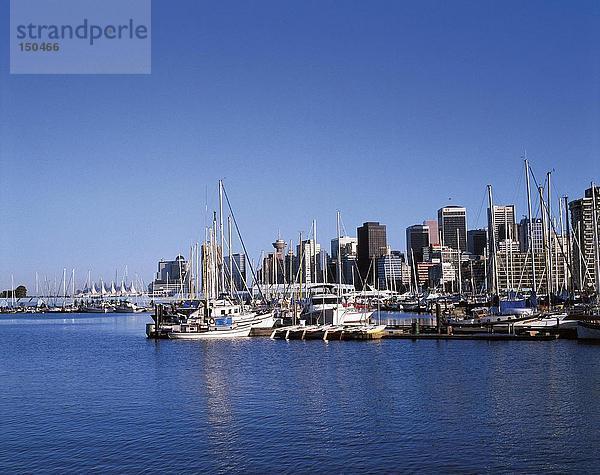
<box><xmin>1</xmin><ymin>0</ymin><xmax>599</xmax><ymax>291</ymax></box>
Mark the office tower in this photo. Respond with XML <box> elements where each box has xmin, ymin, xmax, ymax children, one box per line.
<box><xmin>225</xmin><ymin>253</ymin><xmax>247</xmax><ymax>291</ymax></box>
<box><xmin>406</xmin><ymin>224</ymin><xmax>430</xmax><ymax>264</ymax></box>
<box><xmin>357</xmin><ymin>221</ymin><xmax>387</xmax><ymax>283</ymax></box>
<box><xmin>296</xmin><ymin>239</ymin><xmax>321</xmax><ymax>284</ymax></box>
<box><xmin>423</xmin><ymin>219</ymin><xmax>439</xmax><ymax>245</ymax></box>
<box><xmin>467</xmin><ymin>229</ymin><xmax>487</xmax><ymax>256</ymax></box>
<box><xmin>149</xmin><ymin>255</ymin><xmax>190</xmax><ymax>296</ymax></box>
<box><xmin>488</xmin><ymin>205</ymin><xmax>517</xmax><ymax>248</ymax></box>
<box><xmin>331</xmin><ymin>236</ymin><xmax>358</xmax><ymax>285</ymax></box>
<box><xmin>376</xmin><ymin>251</ymin><xmax>409</xmax><ymax>290</ymax></box>
<box><xmin>570</xmin><ymin>185</ymin><xmax>600</xmax><ymax>291</ymax></box>
<box><xmin>437</xmin><ymin>206</ymin><xmax>467</xmax><ymax>251</ymax></box>
<box><xmin>518</xmin><ymin>218</ymin><xmax>544</xmax><ymax>254</ymax></box>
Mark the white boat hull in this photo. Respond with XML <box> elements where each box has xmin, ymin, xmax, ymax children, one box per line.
<box><xmin>168</xmin><ymin>325</ymin><xmax>252</xmax><ymax>339</ymax></box>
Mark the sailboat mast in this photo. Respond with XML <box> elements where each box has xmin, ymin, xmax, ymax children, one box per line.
<box><xmin>218</xmin><ymin>180</ymin><xmax>225</xmax><ymax>295</ymax></box>
<box><xmin>228</xmin><ymin>215</ymin><xmax>233</xmax><ymax>294</ymax></box>
<box><xmin>487</xmin><ymin>184</ymin><xmax>499</xmax><ymax>296</ymax></box>
<box><xmin>313</xmin><ymin>219</ymin><xmax>317</xmax><ymax>285</ymax></box>
<box><xmin>524</xmin><ymin>159</ymin><xmax>538</xmax><ymax>294</ymax></box>
<box><xmin>546</xmin><ymin>172</ymin><xmax>554</xmax><ymax>302</ymax></box>
<box><xmin>337</xmin><ymin>211</ymin><xmax>342</xmax><ymax>294</ymax></box>
<box><xmin>539</xmin><ymin>185</ymin><xmax>551</xmax><ymax>307</ymax></box>
<box><xmin>457</xmin><ymin>228</ymin><xmax>462</xmax><ymax>295</ymax></box>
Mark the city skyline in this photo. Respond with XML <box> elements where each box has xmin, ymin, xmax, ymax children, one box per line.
<box><xmin>2</xmin><ymin>1</ymin><xmax>600</xmax><ymax>289</ymax></box>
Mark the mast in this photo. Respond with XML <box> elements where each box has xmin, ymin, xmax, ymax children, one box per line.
<box><xmin>546</xmin><ymin>172</ymin><xmax>554</xmax><ymax>302</ymax></box>
<box><xmin>524</xmin><ymin>158</ymin><xmax>537</xmax><ymax>293</ymax></box>
<box><xmin>62</xmin><ymin>268</ymin><xmax>67</xmax><ymax>306</ymax></box>
<box><xmin>298</xmin><ymin>231</ymin><xmax>303</xmax><ymax>303</ymax></box>
<box><xmin>457</xmin><ymin>228</ymin><xmax>462</xmax><ymax>295</ymax></box>
<box><xmin>564</xmin><ymin>196</ymin><xmax>573</xmax><ymax>299</ymax></box>
<box><xmin>228</xmin><ymin>215</ymin><xmax>233</xmax><ymax>294</ymax></box>
<box><xmin>539</xmin><ymin>185</ymin><xmax>551</xmax><ymax>307</ymax></box>
<box><xmin>487</xmin><ymin>185</ymin><xmax>499</xmax><ymax>296</ymax></box>
<box><xmin>218</xmin><ymin>180</ymin><xmax>225</xmax><ymax>295</ymax></box>
<box><xmin>312</xmin><ymin>219</ymin><xmax>317</xmax><ymax>285</ymax></box>
<box><xmin>336</xmin><ymin>211</ymin><xmax>342</xmax><ymax>294</ymax></box>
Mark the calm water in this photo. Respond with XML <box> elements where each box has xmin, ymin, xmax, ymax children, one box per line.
<box><xmin>1</xmin><ymin>313</ymin><xmax>599</xmax><ymax>473</ymax></box>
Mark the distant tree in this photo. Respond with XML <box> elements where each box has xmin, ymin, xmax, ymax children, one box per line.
<box><xmin>15</xmin><ymin>286</ymin><xmax>27</xmax><ymax>298</ymax></box>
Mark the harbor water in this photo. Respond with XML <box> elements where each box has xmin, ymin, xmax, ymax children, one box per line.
<box><xmin>1</xmin><ymin>312</ymin><xmax>599</xmax><ymax>473</ymax></box>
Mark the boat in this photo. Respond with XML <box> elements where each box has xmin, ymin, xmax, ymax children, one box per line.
<box><xmin>114</xmin><ymin>300</ymin><xmax>147</xmax><ymax>313</ymax></box>
<box><xmin>577</xmin><ymin>320</ymin><xmax>600</xmax><ymax>341</ymax></box>
<box><xmin>147</xmin><ymin>299</ymin><xmax>255</xmax><ymax>339</ymax></box>
<box><xmin>81</xmin><ymin>301</ymin><xmax>115</xmax><ymax>313</ymax></box>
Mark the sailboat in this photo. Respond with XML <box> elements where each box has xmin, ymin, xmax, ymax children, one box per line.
<box><xmin>147</xmin><ymin>181</ymin><xmax>274</xmax><ymax>340</ymax></box>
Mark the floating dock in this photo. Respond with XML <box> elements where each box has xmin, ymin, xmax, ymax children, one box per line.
<box><xmin>270</xmin><ymin>324</ymin><xmax>387</xmax><ymax>341</ymax></box>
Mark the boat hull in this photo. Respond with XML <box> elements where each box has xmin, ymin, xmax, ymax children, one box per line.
<box><xmin>577</xmin><ymin>321</ymin><xmax>600</xmax><ymax>341</ymax></box>
<box><xmin>167</xmin><ymin>325</ymin><xmax>252</xmax><ymax>339</ymax></box>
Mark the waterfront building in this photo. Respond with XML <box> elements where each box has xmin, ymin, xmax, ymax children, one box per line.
<box><xmin>467</xmin><ymin>229</ymin><xmax>487</xmax><ymax>257</ymax></box>
<box><xmin>569</xmin><ymin>186</ymin><xmax>600</xmax><ymax>292</ymax></box>
<box><xmin>437</xmin><ymin>206</ymin><xmax>467</xmax><ymax>251</ymax></box>
<box><xmin>406</xmin><ymin>224</ymin><xmax>430</xmax><ymax>265</ymax></box>
<box><xmin>376</xmin><ymin>251</ymin><xmax>410</xmax><ymax>291</ymax></box>
<box><xmin>357</xmin><ymin>221</ymin><xmax>387</xmax><ymax>284</ymax></box>
<box><xmin>148</xmin><ymin>255</ymin><xmax>189</xmax><ymax>296</ymax></box>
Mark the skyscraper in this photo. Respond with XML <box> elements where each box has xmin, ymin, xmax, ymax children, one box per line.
<box><xmin>518</xmin><ymin>218</ymin><xmax>544</xmax><ymax>254</ymax></box>
<box><xmin>488</xmin><ymin>205</ymin><xmax>517</xmax><ymax>249</ymax></box>
<box><xmin>406</xmin><ymin>224</ymin><xmax>430</xmax><ymax>264</ymax></box>
<box><xmin>357</xmin><ymin>221</ymin><xmax>387</xmax><ymax>283</ymax></box>
<box><xmin>331</xmin><ymin>236</ymin><xmax>358</xmax><ymax>285</ymax></box>
<box><xmin>467</xmin><ymin>229</ymin><xmax>487</xmax><ymax>256</ymax></box>
<box><xmin>437</xmin><ymin>206</ymin><xmax>467</xmax><ymax>251</ymax></box>
<box><xmin>569</xmin><ymin>185</ymin><xmax>600</xmax><ymax>291</ymax></box>
<box><xmin>423</xmin><ymin>219</ymin><xmax>439</xmax><ymax>245</ymax></box>
<box><xmin>225</xmin><ymin>253</ymin><xmax>247</xmax><ymax>291</ymax></box>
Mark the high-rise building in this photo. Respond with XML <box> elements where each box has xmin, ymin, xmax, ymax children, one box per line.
<box><xmin>467</xmin><ymin>229</ymin><xmax>487</xmax><ymax>256</ymax></box>
<box><xmin>488</xmin><ymin>205</ymin><xmax>517</xmax><ymax>248</ymax></box>
<box><xmin>376</xmin><ymin>251</ymin><xmax>410</xmax><ymax>290</ymax></box>
<box><xmin>406</xmin><ymin>224</ymin><xmax>430</xmax><ymax>264</ymax></box>
<box><xmin>149</xmin><ymin>255</ymin><xmax>190</xmax><ymax>296</ymax></box>
<box><xmin>357</xmin><ymin>221</ymin><xmax>387</xmax><ymax>283</ymax></box>
<box><xmin>296</xmin><ymin>239</ymin><xmax>321</xmax><ymax>284</ymax></box>
<box><xmin>570</xmin><ymin>186</ymin><xmax>600</xmax><ymax>291</ymax></box>
<box><xmin>331</xmin><ymin>236</ymin><xmax>358</xmax><ymax>285</ymax></box>
<box><xmin>423</xmin><ymin>219</ymin><xmax>439</xmax><ymax>245</ymax></box>
<box><xmin>518</xmin><ymin>218</ymin><xmax>544</xmax><ymax>254</ymax></box>
<box><xmin>225</xmin><ymin>253</ymin><xmax>247</xmax><ymax>291</ymax></box>
<box><xmin>437</xmin><ymin>206</ymin><xmax>467</xmax><ymax>251</ymax></box>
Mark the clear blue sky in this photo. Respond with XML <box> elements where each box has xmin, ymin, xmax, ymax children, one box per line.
<box><xmin>1</xmin><ymin>0</ymin><xmax>599</xmax><ymax>291</ymax></box>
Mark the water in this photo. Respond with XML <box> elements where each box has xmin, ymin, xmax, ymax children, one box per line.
<box><xmin>1</xmin><ymin>313</ymin><xmax>599</xmax><ymax>473</ymax></box>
